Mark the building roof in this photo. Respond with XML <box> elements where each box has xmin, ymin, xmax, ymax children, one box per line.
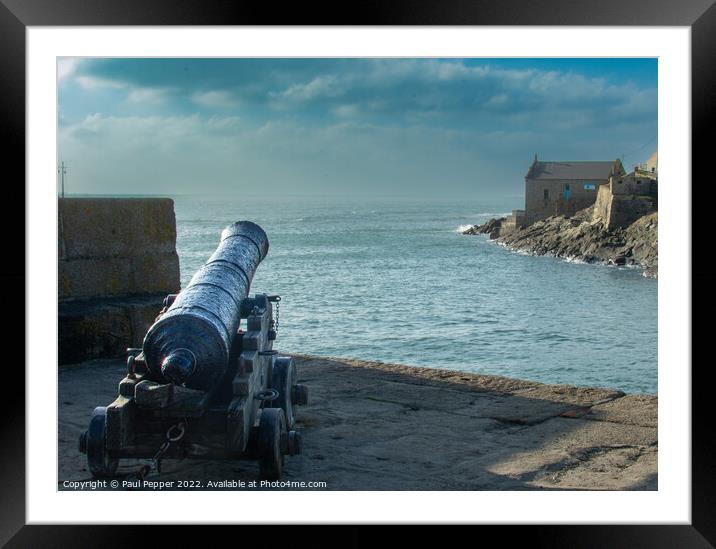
<box><xmin>526</xmin><ymin>160</ymin><xmax>618</xmax><ymax>181</ymax></box>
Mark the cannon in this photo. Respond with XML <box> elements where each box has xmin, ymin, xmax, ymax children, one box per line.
<box><xmin>79</xmin><ymin>221</ymin><xmax>308</xmax><ymax>481</ymax></box>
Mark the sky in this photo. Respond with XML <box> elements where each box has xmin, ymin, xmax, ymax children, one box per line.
<box><xmin>57</xmin><ymin>58</ymin><xmax>657</xmax><ymax>199</ymax></box>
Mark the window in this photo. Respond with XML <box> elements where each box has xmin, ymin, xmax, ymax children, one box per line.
<box><xmin>543</xmin><ymin>189</ymin><xmax>549</xmax><ymax>200</ymax></box>
<box><xmin>564</xmin><ymin>183</ymin><xmax>570</xmax><ymax>191</ymax></box>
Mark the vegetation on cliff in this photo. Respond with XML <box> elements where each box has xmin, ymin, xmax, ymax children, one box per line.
<box><xmin>463</xmin><ymin>207</ymin><xmax>658</xmax><ymax>278</ymax></box>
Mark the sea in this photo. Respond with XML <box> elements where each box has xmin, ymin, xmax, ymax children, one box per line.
<box><xmin>173</xmin><ymin>194</ymin><xmax>657</xmax><ymax>395</ymax></box>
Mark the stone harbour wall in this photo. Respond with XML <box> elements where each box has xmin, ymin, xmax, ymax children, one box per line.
<box><xmin>607</xmin><ymin>195</ymin><xmax>657</xmax><ymax>230</ymax></box>
<box><xmin>58</xmin><ymin>198</ymin><xmax>181</xmax><ymax>364</ymax></box>
<box><xmin>59</xmin><ymin>198</ymin><xmax>180</xmax><ymax>300</ymax></box>
<box><xmin>592</xmin><ymin>183</ymin><xmax>657</xmax><ymax>230</ymax></box>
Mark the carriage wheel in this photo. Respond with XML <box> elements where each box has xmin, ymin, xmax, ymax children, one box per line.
<box><xmin>85</xmin><ymin>407</ymin><xmax>119</xmax><ymax>479</ymax></box>
<box><xmin>271</xmin><ymin>357</ymin><xmax>296</xmax><ymax>430</ymax></box>
<box><xmin>258</xmin><ymin>407</ymin><xmax>287</xmax><ymax>480</ymax></box>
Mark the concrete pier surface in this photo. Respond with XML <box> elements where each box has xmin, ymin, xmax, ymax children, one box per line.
<box><xmin>59</xmin><ymin>355</ymin><xmax>657</xmax><ymax>490</ymax></box>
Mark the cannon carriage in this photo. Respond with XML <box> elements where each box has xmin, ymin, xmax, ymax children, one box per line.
<box><xmin>79</xmin><ymin>221</ymin><xmax>307</xmax><ymax>481</ymax></box>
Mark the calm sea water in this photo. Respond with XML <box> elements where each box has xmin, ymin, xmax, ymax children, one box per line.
<box><xmin>173</xmin><ymin>194</ymin><xmax>657</xmax><ymax>395</ymax></box>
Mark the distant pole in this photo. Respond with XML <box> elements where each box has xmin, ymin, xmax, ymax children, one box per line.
<box><xmin>58</xmin><ymin>161</ymin><xmax>67</xmax><ymax>197</ymax></box>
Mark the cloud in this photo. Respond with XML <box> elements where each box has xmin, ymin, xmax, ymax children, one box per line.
<box><xmin>59</xmin><ymin>109</ymin><xmax>652</xmax><ymax>198</ymax></box>
<box><xmin>271</xmin><ymin>74</ymin><xmax>345</xmax><ymax>103</ymax></box>
<box><xmin>484</xmin><ymin>93</ymin><xmax>510</xmax><ymax>109</ymax></box>
<box><xmin>68</xmin><ymin>71</ymin><xmax>172</xmax><ymax>105</ymax></box>
<box><xmin>58</xmin><ymin>58</ymin><xmax>82</xmax><ymax>83</ymax></box>
<box><xmin>62</xmin><ymin>58</ymin><xmax>657</xmax><ymax>133</ymax></box>
<box><xmin>332</xmin><ymin>104</ymin><xmax>360</xmax><ymax>118</ymax></box>
<box><xmin>76</xmin><ymin>75</ymin><xmax>126</xmax><ymax>90</ymax></box>
<box><xmin>191</xmin><ymin>90</ymin><xmax>239</xmax><ymax>109</ymax></box>
<box><xmin>64</xmin><ymin>113</ymin><xmax>232</xmax><ymax>143</ymax></box>
<box><xmin>59</xmin><ymin>113</ymin><xmax>500</xmax><ymax>195</ymax></box>
<box><xmin>127</xmin><ymin>87</ymin><xmax>171</xmax><ymax>104</ymax></box>
<box><xmin>258</xmin><ymin>59</ymin><xmax>656</xmax><ymax>132</ymax></box>
<box><xmin>57</xmin><ymin>58</ymin><xmax>657</xmax><ymax>196</ymax></box>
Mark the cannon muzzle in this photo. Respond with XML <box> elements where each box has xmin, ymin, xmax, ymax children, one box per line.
<box><xmin>142</xmin><ymin>220</ymin><xmax>269</xmax><ymax>390</ymax></box>
<box><xmin>160</xmin><ymin>348</ymin><xmax>197</xmax><ymax>385</ymax></box>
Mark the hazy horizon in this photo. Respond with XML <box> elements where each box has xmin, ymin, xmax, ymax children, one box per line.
<box><xmin>58</xmin><ymin>57</ymin><xmax>657</xmax><ymax>199</ymax></box>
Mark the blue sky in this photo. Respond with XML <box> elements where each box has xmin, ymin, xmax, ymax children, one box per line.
<box><xmin>58</xmin><ymin>58</ymin><xmax>657</xmax><ymax>198</ymax></box>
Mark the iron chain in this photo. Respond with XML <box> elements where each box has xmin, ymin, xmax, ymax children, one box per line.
<box><xmin>133</xmin><ymin>419</ymin><xmax>187</xmax><ymax>481</ymax></box>
<box><xmin>274</xmin><ymin>297</ymin><xmax>280</xmax><ymax>334</ymax></box>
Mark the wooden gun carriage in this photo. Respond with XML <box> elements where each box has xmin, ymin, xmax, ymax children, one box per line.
<box><xmin>79</xmin><ymin>221</ymin><xmax>307</xmax><ymax>481</ymax></box>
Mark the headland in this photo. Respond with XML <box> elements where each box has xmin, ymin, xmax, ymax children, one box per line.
<box><xmin>463</xmin><ymin>207</ymin><xmax>658</xmax><ymax>277</ymax></box>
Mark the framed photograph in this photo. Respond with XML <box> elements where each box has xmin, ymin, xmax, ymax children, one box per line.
<box><xmin>4</xmin><ymin>0</ymin><xmax>711</xmax><ymax>544</ymax></box>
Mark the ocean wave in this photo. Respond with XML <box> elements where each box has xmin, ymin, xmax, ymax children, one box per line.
<box><xmin>455</xmin><ymin>224</ymin><xmax>475</xmax><ymax>233</ymax></box>
<box><xmin>476</xmin><ymin>212</ymin><xmax>511</xmax><ymax>218</ymax></box>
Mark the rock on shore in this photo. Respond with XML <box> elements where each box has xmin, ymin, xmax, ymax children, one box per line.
<box><xmin>463</xmin><ymin>216</ymin><xmax>505</xmax><ymax>239</ymax></box>
<box><xmin>463</xmin><ymin>208</ymin><xmax>658</xmax><ymax>278</ymax></box>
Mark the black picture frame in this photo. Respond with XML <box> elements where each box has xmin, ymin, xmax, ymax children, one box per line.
<box><xmin>2</xmin><ymin>1</ymin><xmax>710</xmax><ymax>545</ymax></box>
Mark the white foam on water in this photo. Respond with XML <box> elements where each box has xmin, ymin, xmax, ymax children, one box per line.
<box><xmin>475</xmin><ymin>212</ymin><xmax>511</xmax><ymax>218</ymax></box>
<box><xmin>564</xmin><ymin>256</ymin><xmax>589</xmax><ymax>264</ymax></box>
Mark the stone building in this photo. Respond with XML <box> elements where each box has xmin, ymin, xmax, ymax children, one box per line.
<box><xmin>643</xmin><ymin>150</ymin><xmax>658</xmax><ymax>174</ymax></box>
<box><xmin>592</xmin><ymin>151</ymin><xmax>658</xmax><ymax>229</ymax></box>
<box><xmin>514</xmin><ymin>155</ymin><xmax>625</xmax><ymax>226</ymax></box>
<box><xmin>501</xmin><ymin>152</ymin><xmax>656</xmax><ymax>233</ymax></box>
<box><xmin>610</xmin><ymin>169</ymin><xmax>658</xmax><ymax>197</ymax></box>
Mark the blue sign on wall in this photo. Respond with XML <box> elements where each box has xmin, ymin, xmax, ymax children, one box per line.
<box><xmin>584</xmin><ymin>183</ymin><xmax>596</xmax><ymax>190</ymax></box>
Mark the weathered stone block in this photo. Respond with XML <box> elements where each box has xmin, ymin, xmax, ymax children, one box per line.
<box><xmin>59</xmin><ymin>253</ymin><xmax>180</xmax><ymax>300</ymax></box>
<box><xmin>59</xmin><ymin>197</ymin><xmax>177</xmax><ymax>260</ymax></box>
<box><xmin>58</xmin><ymin>197</ymin><xmax>180</xmax><ymax>300</ymax></box>
<box><xmin>58</xmin><ymin>294</ymin><xmax>163</xmax><ymax>365</ymax></box>
<box><xmin>608</xmin><ymin>195</ymin><xmax>656</xmax><ymax>229</ymax></box>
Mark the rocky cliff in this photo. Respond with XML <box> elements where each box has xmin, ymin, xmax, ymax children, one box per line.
<box><xmin>463</xmin><ymin>207</ymin><xmax>658</xmax><ymax>278</ymax></box>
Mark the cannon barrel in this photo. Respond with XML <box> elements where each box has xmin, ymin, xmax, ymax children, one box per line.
<box><xmin>142</xmin><ymin>221</ymin><xmax>269</xmax><ymax>390</ymax></box>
